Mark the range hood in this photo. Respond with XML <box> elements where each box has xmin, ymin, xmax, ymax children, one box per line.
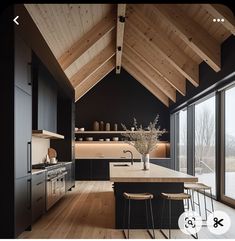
<box><xmin>32</xmin><ymin>130</ymin><xmax>64</xmax><ymax>139</ymax></box>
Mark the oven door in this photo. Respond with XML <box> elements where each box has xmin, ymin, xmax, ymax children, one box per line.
<box><xmin>46</xmin><ymin>176</ymin><xmax>59</xmax><ymax>210</ymax></box>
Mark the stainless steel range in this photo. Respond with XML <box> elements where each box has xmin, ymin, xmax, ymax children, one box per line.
<box><xmin>32</xmin><ymin>163</ymin><xmax>67</xmax><ymax>210</ymax></box>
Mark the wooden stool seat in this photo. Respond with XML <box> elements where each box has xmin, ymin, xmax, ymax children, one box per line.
<box><xmin>123</xmin><ymin>192</ymin><xmax>154</xmax><ymax>200</ymax></box>
<box><xmin>161</xmin><ymin>192</ymin><xmax>191</xmax><ymax>201</ymax></box>
<box><xmin>184</xmin><ymin>182</ymin><xmax>211</xmax><ymax>190</ymax></box>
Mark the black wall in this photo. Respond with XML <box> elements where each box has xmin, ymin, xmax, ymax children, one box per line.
<box><xmin>75</xmin><ymin>68</ymin><xmax>170</xmax><ymax>141</ymax></box>
<box><xmin>170</xmin><ymin>35</ymin><xmax>235</xmax><ymax>112</ymax></box>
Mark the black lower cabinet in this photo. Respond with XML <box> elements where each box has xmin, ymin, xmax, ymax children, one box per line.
<box><xmin>75</xmin><ymin>159</ymin><xmax>135</xmax><ymax>180</ymax></box>
<box><xmin>92</xmin><ymin>159</ymin><xmax>109</xmax><ymax>180</ymax></box>
<box><xmin>32</xmin><ymin>172</ymin><xmax>46</xmax><ymax>223</ymax></box>
<box><xmin>15</xmin><ymin>176</ymin><xmax>32</xmax><ymax>237</ymax></box>
<box><xmin>75</xmin><ymin>159</ymin><xmax>92</xmax><ymax>180</ymax></box>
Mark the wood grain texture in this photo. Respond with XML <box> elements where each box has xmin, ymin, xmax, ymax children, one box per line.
<box><xmin>122</xmin><ymin>56</ymin><xmax>169</xmax><ymax>107</ymax></box>
<box><xmin>124</xmin><ymin>23</ymin><xmax>186</xmax><ymax>96</ymax></box>
<box><xmin>153</xmin><ymin>4</ymin><xmax>221</xmax><ymax>72</ymax></box>
<box><xmin>19</xmin><ymin>181</ymin><xmax>235</xmax><ymax>239</ymax></box>
<box><xmin>124</xmin><ymin>43</ymin><xmax>177</xmax><ymax>102</ymax></box>
<box><xmin>75</xmin><ymin>57</ymin><xmax>115</xmax><ymax>101</ymax></box>
<box><xmin>126</xmin><ymin>5</ymin><xmax>199</xmax><ymax>87</ymax></box>
<box><xmin>116</xmin><ymin>4</ymin><xmax>126</xmax><ymax>73</ymax></box>
<box><xmin>70</xmin><ymin>42</ymin><xmax>115</xmax><ymax>88</ymax></box>
<box><xmin>58</xmin><ymin>11</ymin><xmax>116</xmax><ymax>70</ymax></box>
<box><xmin>110</xmin><ymin>162</ymin><xmax>198</xmax><ymax>182</ymax></box>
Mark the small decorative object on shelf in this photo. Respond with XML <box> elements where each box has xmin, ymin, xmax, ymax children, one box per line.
<box><xmin>93</xmin><ymin>121</ymin><xmax>99</xmax><ymax>131</ymax></box>
<box><xmin>131</xmin><ymin>127</ymin><xmax>135</xmax><ymax>131</ymax></box>
<box><xmin>100</xmin><ymin>121</ymin><xmax>104</xmax><ymax>131</ymax></box>
<box><xmin>114</xmin><ymin>123</ymin><xmax>118</xmax><ymax>131</ymax></box>
<box><xmin>121</xmin><ymin>115</ymin><xmax>166</xmax><ymax>170</ymax></box>
<box><xmin>105</xmin><ymin>122</ymin><xmax>110</xmax><ymax>131</ymax></box>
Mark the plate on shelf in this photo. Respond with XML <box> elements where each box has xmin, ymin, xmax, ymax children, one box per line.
<box><xmin>105</xmin><ymin>138</ymin><xmax>110</xmax><ymax>141</ymax></box>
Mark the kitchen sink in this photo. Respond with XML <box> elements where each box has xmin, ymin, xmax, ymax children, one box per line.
<box><xmin>113</xmin><ymin>164</ymin><xmax>130</xmax><ymax>167</ymax></box>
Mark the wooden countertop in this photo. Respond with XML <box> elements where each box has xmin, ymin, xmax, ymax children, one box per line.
<box><xmin>32</xmin><ymin>169</ymin><xmax>46</xmax><ymax>175</ymax></box>
<box><xmin>109</xmin><ymin>162</ymin><xmax>198</xmax><ymax>183</ymax></box>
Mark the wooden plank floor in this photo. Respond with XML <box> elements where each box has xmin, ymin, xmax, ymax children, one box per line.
<box><xmin>19</xmin><ymin>181</ymin><xmax>235</xmax><ymax>239</ymax></box>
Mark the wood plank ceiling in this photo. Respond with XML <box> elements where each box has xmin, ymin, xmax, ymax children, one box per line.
<box><xmin>25</xmin><ymin>4</ymin><xmax>235</xmax><ymax>106</ymax></box>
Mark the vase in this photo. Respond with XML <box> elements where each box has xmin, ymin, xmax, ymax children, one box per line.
<box><xmin>141</xmin><ymin>153</ymin><xmax>150</xmax><ymax>170</ymax></box>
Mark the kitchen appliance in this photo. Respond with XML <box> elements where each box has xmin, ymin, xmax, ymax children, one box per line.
<box><xmin>32</xmin><ymin>163</ymin><xmax>67</xmax><ymax>210</ymax></box>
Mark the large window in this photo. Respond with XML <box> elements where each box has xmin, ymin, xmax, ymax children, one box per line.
<box><xmin>225</xmin><ymin>86</ymin><xmax>235</xmax><ymax>200</ymax></box>
<box><xmin>178</xmin><ymin>109</ymin><xmax>187</xmax><ymax>173</ymax></box>
<box><xmin>194</xmin><ymin>96</ymin><xmax>216</xmax><ymax>196</ymax></box>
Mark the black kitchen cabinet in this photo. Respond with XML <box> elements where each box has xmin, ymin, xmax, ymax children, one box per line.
<box><xmin>15</xmin><ymin>86</ymin><xmax>32</xmax><ymax>179</ymax></box>
<box><xmin>32</xmin><ymin>171</ymin><xmax>46</xmax><ymax>222</ymax></box>
<box><xmin>75</xmin><ymin>159</ymin><xmax>137</xmax><ymax>180</ymax></box>
<box><xmin>75</xmin><ymin>159</ymin><xmax>92</xmax><ymax>180</ymax></box>
<box><xmin>92</xmin><ymin>159</ymin><xmax>109</xmax><ymax>180</ymax></box>
<box><xmin>14</xmin><ymin>33</ymin><xmax>32</xmax><ymax>95</ymax></box>
<box><xmin>32</xmin><ymin>55</ymin><xmax>58</xmax><ymax>133</ymax></box>
<box><xmin>15</xmin><ymin>176</ymin><xmax>32</xmax><ymax>237</ymax></box>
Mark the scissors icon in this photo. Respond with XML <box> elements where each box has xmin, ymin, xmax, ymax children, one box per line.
<box><xmin>213</xmin><ymin>217</ymin><xmax>224</xmax><ymax>228</ymax></box>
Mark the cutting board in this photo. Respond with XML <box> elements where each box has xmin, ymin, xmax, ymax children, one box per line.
<box><xmin>48</xmin><ymin>148</ymin><xmax>57</xmax><ymax>159</ymax></box>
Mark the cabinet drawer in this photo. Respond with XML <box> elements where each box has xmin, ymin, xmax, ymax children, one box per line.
<box><xmin>32</xmin><ymin>194</ymin><xmax>45</xmax><ymax>222</ymax></box>
<box><xmin>32</xmin><ymin>171</ymin><xmax>46</xmax><ymax>186</ymax></box>
<box><xmin>32</xmin><ymin>180</ymin><xmax>45</xmax><ymax>201</ymax></box>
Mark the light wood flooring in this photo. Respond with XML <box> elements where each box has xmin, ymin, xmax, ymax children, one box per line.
<box><xmin>19</xmin><ymin>181</ymin><xmax>235</xmax><ymax>239</ymax></box>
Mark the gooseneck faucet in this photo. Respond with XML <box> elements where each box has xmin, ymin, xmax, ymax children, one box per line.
<box><xmin>123</xmin><ymin>150</ymin><xmax>134</xmax><ymax>165</ymax></box>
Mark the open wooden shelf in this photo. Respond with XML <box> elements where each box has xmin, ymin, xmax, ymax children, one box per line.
<box><xmin>32</xmin><ymin>130</ymin><xmax>64</xmax><ymax>139</ymax></box>
<box><xmin>75</xmin><ymin>130</ymin><xmax>152</xmax><ymax>134</ymax></box>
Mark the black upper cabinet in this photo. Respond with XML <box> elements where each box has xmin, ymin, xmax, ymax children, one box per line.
<box><xmin>15</xmin><ymin>87</ymin><xmax>32</xmax><ymax>179</ymax></box>
<box><xmin>33</xmin><ymin>55</ymin><xmax>57</xmax><ymax>133</ymax></box>
<box><xmin>14</xmin><ymin>33</ymin><xmax>32</xmax><ymax>95</ymax></box>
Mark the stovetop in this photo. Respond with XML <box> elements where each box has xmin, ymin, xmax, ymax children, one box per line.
<box><xmin>32</xmin><ymin>162</ymin><xmax>63</xmax><ymax>170</ymax></box>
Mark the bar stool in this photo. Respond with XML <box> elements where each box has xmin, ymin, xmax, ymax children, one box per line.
<box><xmin>184</xmin><ymin>182</ymin><xmax>214</xmax><ymax>224</ymax></box>
<box><xmin>122</xmin><ymin>192</ymin><xmax>155</xmax><ymax>239</ymax></box>
<box><xmin>160</xmin><ymin>192</ymin><xmax>198</xmax><ymax>239</ymax></box>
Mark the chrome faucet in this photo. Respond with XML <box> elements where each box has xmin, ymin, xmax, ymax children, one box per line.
<box><xmin>123</xmin><ymin>150</ymin><xmax>133</xmax><ymax>165</ymax></box>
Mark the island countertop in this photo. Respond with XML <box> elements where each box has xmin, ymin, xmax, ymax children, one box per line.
<box><xmin>109</xmin><ymin>162</ymin><xmax>198</xmax><ymax>183</ymax></box>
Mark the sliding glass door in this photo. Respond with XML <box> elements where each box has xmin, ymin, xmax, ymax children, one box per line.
<box><xmin>194</xmin><ymin>96</ymin><xmax>216</xmax><ymax>196</ymax></box>
<box><xmin>223</xmin><ymin>86</ymin><xmax>235</xmax><ymax>203</ymax></box>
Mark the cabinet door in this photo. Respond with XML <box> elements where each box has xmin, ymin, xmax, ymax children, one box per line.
<box><xmin>15</xmin><ymin>176</ymin><xmax>32</xmax><ymax>237</ymax></box>
<box><xmin>75</xmin><ymin>160</ymin><xmax>91</xmax><ymax>180</ymax></box>
<box><xmin>65</xmin><ymin>164</ymin><xmax>72</xmax><ymax>191</ymax></box>
<box><xmin>15</xmin><ymin>33</ymin><xmax>32</xmax><ymax>95</ymax></box>
<box><xmin>37</xmin><ymin>65</ymin><xmax>57</xmax><ymax>133</ymax></box>
<box><xmin>91</xmin><ymin>160</ymin><xmax>109</xmax><ymax>180</ymax></box>
<box><xmin>15</xmin><ymin>87</ymin><xmax>32</xmax><ymax>179</ymax></box>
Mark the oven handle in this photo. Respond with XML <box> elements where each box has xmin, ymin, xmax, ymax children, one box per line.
<box><xmin>47</xmin><ymin>172</ymin><xmax>67</xmax><ymax>182</ymax></box>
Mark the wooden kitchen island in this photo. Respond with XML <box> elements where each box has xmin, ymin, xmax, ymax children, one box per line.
<box><xmin>110</xmin><ymin>162</ymin><xmax>198</xmax><ymax>229</ymax></box>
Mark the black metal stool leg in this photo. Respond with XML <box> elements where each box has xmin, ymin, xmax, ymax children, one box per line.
<box><xmin>128</xmin><ymin>198</ymin><xmax>131</xmax><ymax>239</ymax></box>
<box><xmin>123</xmin><ymin>199</ymin><xmax>127</xmax><ymax>239</ymax></box>
<box><xmin>169</xmin><ymin>200</ymin><xmax>171</xmax><ymax>239</ymax></box>
<box><xmin>190</xmin><ymin>197</ymin><xmax>198</xmax><ymax>239</ymax></box>
<box><xmin>148</xmin><ymin>199</ymin><xmax>155</xmax><ymax>239</ymax></box>
<box><xmin>145</xmin><ymin>200</ymin><xmax>149</xmax><ymax>229</ymax></box>
<box><xmin>160</xmin><ymin>198</ymin><xmax>168</xmax><ymax>238</ymax></box>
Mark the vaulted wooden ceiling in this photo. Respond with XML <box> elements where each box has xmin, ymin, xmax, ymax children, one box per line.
<box><xmin>25</xmin><ymin>4</ymin><xmax>235</xmax><ymax>107</ymax></box>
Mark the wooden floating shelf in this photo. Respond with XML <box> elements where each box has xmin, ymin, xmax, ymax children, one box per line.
<box><xmin>75</xmin><ymin>130</ymin><xmax>153</xmax><ymax>134</ymax></box>
<box><xmin>32</xmin><ymin>130</ymin><xmax>64</xmax><ymax>139</ymax></box>
<box><xmin>75</xmin><ymin>141</ymin><xmax>169</xmax><ymax>144</ymax></box>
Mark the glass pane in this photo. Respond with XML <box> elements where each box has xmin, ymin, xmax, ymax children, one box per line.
<box><xmin>225</xmin><ymin>86</ymin><xmax>235</xmax><ymax>200</ymax></box>
<box><xmin>178</xmin><ymin>110</ymin><xmax>187</xmax><ymax>173</ymax></box>
<box><xmin>195</xmin><ymin>96</ymin><xmax>216</xmax><ymax>196</ymax></box>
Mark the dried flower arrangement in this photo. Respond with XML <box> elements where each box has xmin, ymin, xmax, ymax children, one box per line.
<box><xmin>121</xmin><ymin>115</ymin><xmax>167</xmax><ymax>155</ymax></box>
